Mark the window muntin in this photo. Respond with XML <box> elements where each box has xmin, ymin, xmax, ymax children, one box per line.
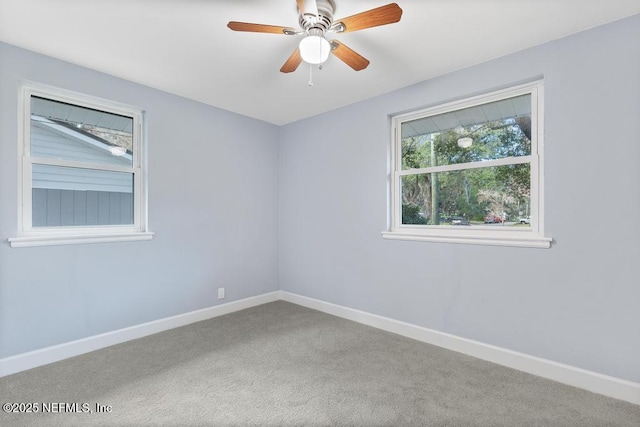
<box><xmin>386</xmin><ymin>82</ymin><xmax>550</xmax><ymax>248</ymax></box>
<box><xmin>9</xmin><ymin>83</ymin><xmax>151</xmax><ymax>247</ymax></box>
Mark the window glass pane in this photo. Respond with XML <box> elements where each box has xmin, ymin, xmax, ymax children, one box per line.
<box><xmin>30</xmin><ymin>96</ymin><xmax>133</xmax><ymax>167</ymax></box>
<box><xmin>400</xmin><ymin>164</ymin><xmax>531</xmax><ymax>226</ymax></box>
<box><xmin>32</xmin><ymin>164</ymin><xmax>133</xmax><ymax>227</ymax></box>
<box><xmin>401</xmin><ymin>94</ymin><xmax>531</xmax><ymax>170</ymax></box>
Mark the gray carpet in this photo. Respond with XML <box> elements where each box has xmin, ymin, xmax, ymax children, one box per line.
<box><xmin>1</xmin><ymin>301</ymin><xmax>638</xmax><ymax>426</ymax></box>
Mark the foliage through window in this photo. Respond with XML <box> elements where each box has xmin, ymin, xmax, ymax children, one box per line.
<box><xmin>384</xmin><ymin>82</ymin><xmax>551</xmax><ymax>248</ymax></box>
<box><xmin>9</xmin><ymin>83</ymin><xmax>152</xmax><ymax>247</ymax></box>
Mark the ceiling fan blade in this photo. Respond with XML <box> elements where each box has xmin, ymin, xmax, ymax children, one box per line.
<box><xmin>280</xmin><ymin>48</ymin><xmax>303</xmax><ymax>73</ymax></box>
<box><xmin>227</xmin><ymin>21</ymin><xmax>296</xmax><ymax>35</ymax></box>
<box><xmin>297</xmin><ymin>0</ymin><xmax>318</xmax><ymax>16</ymax></box>
<box><xmin>330</xmin><ymin>40</ymin><xmax>370</xmax><ymax>71</ymax></box>
<box><xmin>334</xmin><ymin>3</ymin><xmax>402</xmax><ymax>33</ymax></box>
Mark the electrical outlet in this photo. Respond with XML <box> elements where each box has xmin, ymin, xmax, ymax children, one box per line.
<box><xmin>217</xmin><ymin>287</ymin><xmax>225</xmax><ymax>300</ymax></box>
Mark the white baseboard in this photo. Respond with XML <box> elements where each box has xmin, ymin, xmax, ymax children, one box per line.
<box><xmin>2</xmin><ymin>289</ymin><xmax>638</xmax><ymax>406</ymax></box>
<box><xmin>279</xmin><ymin>291</ymin><xmax>640</xmax><ymax>406</ymax></box>
<box><xmin>0</xmin><ymin>291</ymin><xmax>280</xmax><ymax>378</ymax></box>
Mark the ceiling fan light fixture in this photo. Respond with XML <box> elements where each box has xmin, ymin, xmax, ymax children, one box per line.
<box><xmin>299</xmin><ymin>35</ymin><xmax>330</xmax><ymax>64</ymax></box>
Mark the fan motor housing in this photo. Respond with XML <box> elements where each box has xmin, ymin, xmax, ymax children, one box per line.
<box><xmin>299</xmin><ymin>0</ymin><xmax>336</xmax><ymax>32</ymax></box>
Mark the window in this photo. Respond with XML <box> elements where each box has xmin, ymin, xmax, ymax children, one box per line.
<box><xmin>9</xmin><ymin>83</ymin><xmax>153</xmax><ymax>247</ymax></box>
<box><xmin>383</xmin><ymin>81</ymin><xmax>551</xmax><ymax>248</ymax></box>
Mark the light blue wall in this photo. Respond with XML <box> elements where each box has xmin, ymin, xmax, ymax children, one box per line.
<box><xmin>279</xmin><ymin>15</ymin><xmax>640</xmax><ymax>383</ymax></box>
<box><xmin>0</xmin><ymin>42</ymin><xmax>280</xmax><ymax>358</ymax></box>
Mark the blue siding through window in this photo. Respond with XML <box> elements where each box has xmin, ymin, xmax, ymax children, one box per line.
<box><xmin>32</xmin><ymin>189</ymin><xmax>133</xmax><ymax>226</ymax></box>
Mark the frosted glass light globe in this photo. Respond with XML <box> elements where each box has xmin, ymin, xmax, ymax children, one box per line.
<box><xmin>299</xmin><ymin>36</ymin><xmax>330</xmax><ymax>65</ymax></box>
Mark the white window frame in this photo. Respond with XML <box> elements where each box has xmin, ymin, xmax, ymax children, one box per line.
<box><xmin>8</xmin><ymin>82</ymin><xmax>153</xmax><ymax>247</ymax></box>
<box><xmin>382</xmin><ymin>81</ymin><xmax>551</xmax><ymax>248</ymax></box>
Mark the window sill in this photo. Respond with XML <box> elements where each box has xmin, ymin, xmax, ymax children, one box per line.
<box><xmin>381</xmin><ymin>229</ymin><xmax>552</xmax><ymax>248</ymax></box>
<box><xmin>8</xmin><ymin>231</ymin><xmax>154</xmax><ymax>248</ymax></box>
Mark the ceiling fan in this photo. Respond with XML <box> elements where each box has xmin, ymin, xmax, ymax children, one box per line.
<box><xmin>227</xmin><ymin>0</ymin><xmax>402</xmax><ymax>73</ymax></box>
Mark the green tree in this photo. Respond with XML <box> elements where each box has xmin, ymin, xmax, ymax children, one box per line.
<box><xmin>400</xmin><ymin>116</ymin><xmax>532</xmax><ymax>224</ymax></box>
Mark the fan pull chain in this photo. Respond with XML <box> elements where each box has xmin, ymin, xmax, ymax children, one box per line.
<box><xmin>308</xmin><ymin>63</ymin><xmax>314</xmax><ymax>86</ymax></box>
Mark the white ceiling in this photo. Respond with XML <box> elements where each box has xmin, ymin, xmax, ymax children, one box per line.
<box><xmin>1</xmin><ymin>1</ymin><xmax>639</xmax><ymax>126</ymax></box>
